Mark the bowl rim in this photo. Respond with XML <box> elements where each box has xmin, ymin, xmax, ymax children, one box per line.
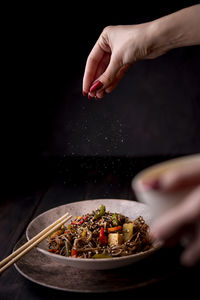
<box><xmin>132</xmin><ymin>154</ymin><xmax>200</xmax><ymax>188</ymax></box>
<box><xmin>26</xmin><ymin>199</ymin><xmax>161</xmax><ymax>264</ymax></box>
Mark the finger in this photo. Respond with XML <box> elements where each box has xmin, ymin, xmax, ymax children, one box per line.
<box><xmin>96</xmin><ymin>89</ymin><xmax>105</xmax><ymax>100</ymax></box>
<box><xmin>141</xmin><ymin>156</ymin><xmax>200</xmax><ymax>192</ymax></box>
<box><xmin>83</xmin><ymin>42</ymin><xmax>105</xmax><ymax>95</ymax></box>
<box><xmin>180</xmin><ymin>230</ymin><xmax>200</xmax><ymax>266</ymax></box>
<box><xmin>159</xmin><ymin>161</ymin><xmax>200</xmax><ymax>192</ymax></box>
<box><xmin>92</xmin><ymin>55</ymin><xmax>122</xmax><ymax>95</ymax></box>
<box><xmin>89</xmin><ymin>52</ymin><xmax>111</xmax><ymax>98</ymax></box>
<box><xmin>94</xmin><ymin>52</ymin><xmax>111</xmax><ymax>82</ymax></box>
<box><xmin>151</xmin><ymin>186</ymin><xmax>200</xmax><ymax>241</ymax></box>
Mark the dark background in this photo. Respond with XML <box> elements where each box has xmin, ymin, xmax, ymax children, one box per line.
<box><xmin>2</xmin><ymin>1</ymin><xmax>200</xmax><ymax>190</ymax></box>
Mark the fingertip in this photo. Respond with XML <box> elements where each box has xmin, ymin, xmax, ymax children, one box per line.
<box><xmin>150</xmin><ymin>215</ymin><xmax>173</xmax><ymax>241</ymax></box>
<box><xmin>96</xmin><ymin>89</ymin><xmax>104</xmax><ymax>99</ymax></box>
<box><xmin>88</xmin><ymin>93</ymin><xmax>93</xmax><ymax>100</ymax></box>
<box><xmin>148</xmin><ymin>230</ymin><xmax>156</xmax><ymax>242</ymax></box>
<box><xmin>149</xmin><ymin>226</ymin><xmax>162</xmax><ymax>241</ymax></box>
<box><xmin>89</xmin><ymin>80</ymin><xmax>103</xmax><ymax>93</ymax></box>
<box><xmin>180</xmin><ymin>252</ymin><xmax>195</xmax><ymax>267</ymax></box>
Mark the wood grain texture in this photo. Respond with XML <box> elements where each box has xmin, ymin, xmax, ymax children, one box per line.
<box><xmin>0</xmin><ymin>158</ymin><xmax>200</xmax><ymax>299</ymax></box>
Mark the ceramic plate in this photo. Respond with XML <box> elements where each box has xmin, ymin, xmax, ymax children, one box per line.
<box><xmin>14</xmin><ymin>235</ymin><xmax>163</xmax><ymax>292</ymax></box>
<box><xmin>26</xmin><ymin>199</ymin><xmax>160</xmax><ymax>270</ymax></box>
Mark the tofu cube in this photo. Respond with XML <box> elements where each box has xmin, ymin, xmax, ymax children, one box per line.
<box><xmin>108</xmin><ymin>233</ymin><xmax>124</xmax><ymax>247</ymax></box>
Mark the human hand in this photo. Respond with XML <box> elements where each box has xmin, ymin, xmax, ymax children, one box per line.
<box><xmin>82</xmin><ymin>23</ymin><xmax>157</xmax><ymax>99</ymax></box>
<box><xmin>82</xmin><ymin>5</ymin><xmax>200</xmax><ymax>99</ymax></box>
<box><xmin>149</xmin><ymin>161</ymin><xmax>200</xmax><ymax>267</ymax></box>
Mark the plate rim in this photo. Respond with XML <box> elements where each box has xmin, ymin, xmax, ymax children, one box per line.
<box><xmin>13</xmin><ymin>235</ymin><xmax>160</xmax><ymax>293</ymax></box>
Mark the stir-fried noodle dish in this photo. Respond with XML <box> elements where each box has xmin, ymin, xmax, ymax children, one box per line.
<box><xmin>48</xmin><ymin>205</ymin><xmax>153</xmax><ymax>258</ymax></box>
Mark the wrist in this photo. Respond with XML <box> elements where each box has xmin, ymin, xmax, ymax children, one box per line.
<box><xmin>147</xmin><ymin>5</ymin><xmax>200</xmax><ymax>58</ymax></box>
<box><xmin>148</xmin><ymin>18</ymin><xmax>183</xmax><ymax>56</ymax></box>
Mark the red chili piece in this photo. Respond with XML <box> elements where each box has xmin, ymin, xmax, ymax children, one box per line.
<box><xmin>99</xmin><ymin>227</ymin><xmax>108</xmax><ymax>245</ymax></box>
<box><xmin>72</xmin><ymin>215</ymin><xmax>88</xmax><ymax>226</ymax></box>
<box><xmin>79</xmin><ymin>215</ymin><xmax>88</xmax><ymax>225</ymax></box>
<box><xmin>71</xmin><ymin>249</ymin><xmax>78</xmax><ymax>257</ymax></box>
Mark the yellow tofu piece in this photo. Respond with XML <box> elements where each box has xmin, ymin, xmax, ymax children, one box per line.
<box><xmin>123</xmin><ymin>223</ymin><xmax>134</xmax><ymax>242</ymax></box>
<box><xmin>108</xmin><ymin>233</ymin><xmax>124</xmax><ymax>246</ymax></box>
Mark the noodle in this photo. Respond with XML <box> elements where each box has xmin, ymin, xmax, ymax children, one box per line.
<box><xmin>47</xmin><ymin>205</ymin><xmax>152</xmax><ymax>258</ymax></box>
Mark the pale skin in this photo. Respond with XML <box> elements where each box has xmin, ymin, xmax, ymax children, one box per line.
<box><xmin>83</xmin><ymin>5</ymin><xmax>200</xmax><ymax>266</ymax></box>
<box><xmin>83</xmin><ymin>5</ymin><xmax>200</xmax><ymax>98</ymax></box>
<box><xmin>148</xmin><ymin>162</ymin><xmax>200</xmax><ymax>267</ymax></box>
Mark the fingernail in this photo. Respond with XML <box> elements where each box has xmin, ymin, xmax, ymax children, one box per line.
<box><xmin>83</xmin><ymin>90</ymin><xmax>87</xmax><ymax>96</ymax></box>
<box><xmin>142</xmin><ymin>179</ymin><xmax>160</xmax><ymax>190</ymax></box>
<box><xmin>88</xmin><ymin>93</ymin><xmax>93</xmax><ymax>100</ymax></box>
<box><xmin>95</xmin><ymin>95</ymin><xmax>100</xmax><ymax>100</ymax></box>
<box><xmin>89</xmin><ymin>80</ymin><xmax>103</xmax><ymax>93</ymax></box>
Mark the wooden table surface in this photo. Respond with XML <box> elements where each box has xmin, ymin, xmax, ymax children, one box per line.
<box><xmin>0</xmin><ymin>156</ymin><xmax>199</xmax><ymax>299</ymax></box>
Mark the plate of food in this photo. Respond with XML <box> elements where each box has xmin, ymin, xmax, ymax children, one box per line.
<box><xmin>26</xmin><ymin>199</ymin><xmax>160</xmax><ymax>270</ymax></box>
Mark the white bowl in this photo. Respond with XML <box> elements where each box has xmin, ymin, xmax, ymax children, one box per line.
<box><xmin>26</xmin><ymin>199</ymin><xmax>160</xmax><ymax>270</ymax></box>
<box><xmin>132</xmin><ymin>154</ymin><xmax>200</xmax><ymax>219</ymax></box>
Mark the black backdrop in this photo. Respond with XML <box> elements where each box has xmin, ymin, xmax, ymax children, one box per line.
<box><xmin>2</xmin><ymin>1</ymin><xmax>200</xmax><ymax>188</ymax></box>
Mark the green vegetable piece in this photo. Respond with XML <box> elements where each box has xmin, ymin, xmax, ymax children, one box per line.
<box><xmin>81</xmin><ymin>228</ymin><xmax>87</xmax><ymax>237</ymax></box>
<box><xmin>64</xmin><ymin>240</ymin><xmax>70</xmax><ymax>257</ymax></box>
<box><xmin>112</xmin><ymin>213</ymin><xmax>118</xmax><ymax>226</ymax></box>
<box><xmin>92</xmin><ymin>254</ymin><xmax>112</xmax><ymax>259</ymax></box>
<box><xmin>94</xmin><ymin>205</ymin><xmax>106</xmax><ymax>219</ymax></box>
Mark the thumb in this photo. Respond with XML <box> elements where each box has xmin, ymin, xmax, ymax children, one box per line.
<box><xmin>99</xmin><ymin>56</ymin><xmax>122</xmax><ymax>89</ymax></box>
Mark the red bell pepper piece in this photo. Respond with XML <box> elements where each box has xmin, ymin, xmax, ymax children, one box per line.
<box><xmin>79</xmin><ymin>215</ymin><xmax>88</xmax><ymax>225</ymax></box>
<box><xmin>72</xmin><ymin>215</ymin><xmax>88</xmax><ymax>226</ymax></box>
<box><xmin>107</xmin><ymin>226</ymin><xmax>122</xmax><ymax>233</ymax></box>
<box><xmin>99</xmin><ymin>227</ymin><xmax>108</xmax><ymax>245</ymax></box>
<box><xmin>71</xmin><ymin>248</ymin><xmax>78</xmax><ymax>257</ymax></box>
